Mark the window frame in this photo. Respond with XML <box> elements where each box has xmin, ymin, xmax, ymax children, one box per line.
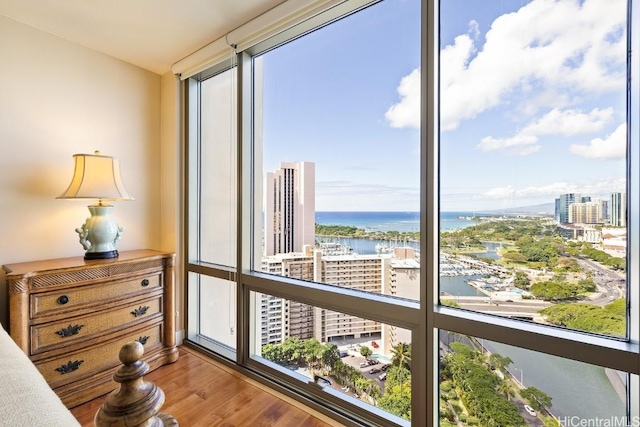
<box><xmin>182</xmin><ymin>0</ymin><xmax>640</xmax><ymax>425</ymax></box>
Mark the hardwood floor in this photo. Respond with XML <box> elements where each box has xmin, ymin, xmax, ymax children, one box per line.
<box><xmin>70</xmin><ymin>346</ymin><xmax>341</xmax><ymax>426</ymax></box>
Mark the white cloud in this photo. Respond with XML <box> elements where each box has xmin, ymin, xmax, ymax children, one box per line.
<box><xmin>478</xmin><ymin>185</ymin><xmax>515</xmax><ymax>199</ymax></box>
<box><xmin>385</xmin><ymin>69</ymin><xmax>420</xmax><ymax>128</ymax></box>
<box><xmin>522</xmin><ymin>108</ymin><xmax>613</xmax><ymax>136</ymax></box>
<box><xmin>477</xmin><ymin>134</ymin><xmax>539</xmax><ymax>155</ymax></box>
<box><xmin>479</xmin><ymin>178</ymin><xmax>625</xmax><ymax>201</ymax></box>
<box><xmin>477</xmin><ymin>107</ymin><xmax>614</xmax><ymax>155</ymax></box>
<box><xmin>570</xmin><ymin>123</ymin><xmax>626</xmax><ymax>159</ymax></box>
<box><xmin>468</xmin><ymin>20</ymin><xmax>480</xmax><ymax>40</ymax></box>
<box><xmin>385</xmin><ymin>0</ymin><xmax>626</xmax><ymax>131</ymax></box>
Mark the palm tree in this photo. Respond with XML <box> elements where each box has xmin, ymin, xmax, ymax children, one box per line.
<box><xmin>390</xmin><ymin>342</ymin><xmax>411</xmax><ymax>371</ymax></box>
<box><xmin>497</xmin><ymin>380</ymin><xmax>515</xmax><ymax>402</ymax></box>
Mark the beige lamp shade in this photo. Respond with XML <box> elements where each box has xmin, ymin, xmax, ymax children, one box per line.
<box><xmin>57</xmin><ymin>151</ymin><xmax>134</xmax><ymax>202</ymax></box>
<box><xmin>57</xmin><ymin>151</ymin><xmax>133</xmax><ymax>260</ymax></box>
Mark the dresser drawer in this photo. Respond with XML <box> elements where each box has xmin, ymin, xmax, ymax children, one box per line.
<box><xmin>30</xmin><ymin>274</ymin><xmax>161</xmax><ymax>317</ymax></box>
<box><xmin>36</xmin><ymin>323</ymin><xmax>162</xmax><ymax>389</ymax></box>
<box><xmin>31</xmin><ymin>296</ymin><xmax>162</xmax><ymax>355</ymax></box>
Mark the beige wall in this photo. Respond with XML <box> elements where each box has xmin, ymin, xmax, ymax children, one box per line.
<box><xmin>0</xmin><ymin>15</ymin><xmax>180</xmax><ymax>328</ymax></box>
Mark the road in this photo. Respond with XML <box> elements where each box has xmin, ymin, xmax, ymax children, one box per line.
<box><xmin>576</xmin><ymin>257</ymin><xmax>626</xmax><ymax>306</ymax></box>
<box><xmin>441</xmin><ymin>296</ymin><xmax>553</xmax><ymax>319</ymax></box>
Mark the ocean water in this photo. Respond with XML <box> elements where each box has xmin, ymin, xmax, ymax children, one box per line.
<box><xmin>315</xmin><ymin>211</ymin><xmax>482</xmax><ymax>233</ymax></box>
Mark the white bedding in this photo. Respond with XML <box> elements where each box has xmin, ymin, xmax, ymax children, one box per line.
<box><xmin>0</xmin><ymin>324</ymin><xmax>81</xmax><ymax>427</ymax></box>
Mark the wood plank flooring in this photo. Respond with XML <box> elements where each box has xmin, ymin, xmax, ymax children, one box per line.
<box><xmin>70</xmin><ymin>346</ymin><xmax>341</xmax><ymax>427</ymax></box>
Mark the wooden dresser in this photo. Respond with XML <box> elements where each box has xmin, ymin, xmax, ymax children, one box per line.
<box><xmin>3</xmin><ymin>249</ymin><xmax>178</xmax><ymax>408</ymax></box>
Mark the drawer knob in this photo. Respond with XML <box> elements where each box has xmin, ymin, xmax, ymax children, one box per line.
<box><xmin>131</xmin><ymin>306</ymin><xmax>150</xmax><ymax>317</ymax></box>
<box><xmin>57</xmin><ymin>295</ymin><xmax>69</xmax><ymax>305</ymax></box>
<box><xmin>141</xmin><ymin>279</ymin><xmax>150</xmax><ymax>287</ymax></box>
<box><xmin>137</xmin><ymin>335</ymin><xmax>150</xmax><ymax>345</ymax></box>
<box><xmin>56</xmin><ymin>324</ymin><xmax>84</xmax><ymax>338</ymax></box>
<box><xmin>55</xmin><ymin>360</ymin><xmax>84</xmax><ymax>375</ymax></box>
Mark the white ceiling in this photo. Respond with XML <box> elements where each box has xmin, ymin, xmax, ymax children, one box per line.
<box><xmin>0</xmin><ymin>0</ymin><xmax>284</xmax><ymax>75</ymax></box>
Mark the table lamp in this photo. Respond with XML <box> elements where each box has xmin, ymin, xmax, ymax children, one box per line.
<box><xmin>57</xmin><ymin>151</ymin><xmax>134</xmax><ymax>259</ymax></box>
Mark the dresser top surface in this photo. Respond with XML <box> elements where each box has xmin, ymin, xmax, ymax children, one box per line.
<box><xmin>2</xmin><ymin>250</ymin><xmax>174</xmax><ymax>277</ymax></box>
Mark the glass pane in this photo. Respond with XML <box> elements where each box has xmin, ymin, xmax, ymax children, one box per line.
<box><xmin>251</xmin><ymin>291</ymin><xmax>412</xmax><ymax>421</ymax></box>
<box><xmin>191</xmin><ymin>273</ymin><xmax>237</xmax><ymax>351</ymax></box>
<box><xmin>439</xmin><ymin>330</ymin><xmax>628</xmax><ymax>427</ymax></box>
<box><xmin>199</xmin><ymin>68</ymin><xmax>237</xmax><ymax>267</ymax></box>
<box><xmin>438</xmin><ymin>0</ymin><xmax>628</xmax><ymax>337</ymax></box>
<box><xmin>253</xmin><ymin>0</ymin><xmax>421</xmax><ymax>301</ymax></box>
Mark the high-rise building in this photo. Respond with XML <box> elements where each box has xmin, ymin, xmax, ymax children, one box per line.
<box><xmin>382</xmin><ymin>248</ymin><xmax>419</xmax><ymax>354</ymax></box>
<box><xmin>556</xmin><ymin>193</ymin><xmax>582</xmax><ymax>223</ymax></box>
<box><xmin>315</xmin><ymin>252</ymin><xmax>391</xmax><ymax>343</ymax></box>
<box><xmin>259</xmin><ymin>248</ymin><xmax>316</xmax><ymax>345</ymax></box>
<box><xmin>258</xmin><ymin>247</ymin><xmax>395</xmax><ymax>346</ymax></box>
<box><xmin>258</xmin><ymin>161</ymin><xmax>316</xmax><ymax>347</ymax></box>
<box><xmin>610</xmin><ymin>192</ymin><xmax>627</xmax><ymax>227</ymax></box>
<box><xmin>568</xmin><ymin>201</ymin><xmax>604</xmax><ymax>224</ymax></box>
<box><xmin>264</xmin><ymin>161</ymin><xmax>315</xmax><ymax>256</ymax></box>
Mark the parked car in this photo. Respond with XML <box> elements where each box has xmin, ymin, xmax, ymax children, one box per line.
<box><xmin>367</xmin><ymin>359</ymin><xmax>378</xmax><ymax>365</ymax></box>
<box><xmin>359</xmin><ymin>362</ymin><xmax>368</xmax><ymax>368</ymax></box>
<box><xmin>378</xmin><ymin>373</ymin><xmax>387</xmax><ymax>381</ymax></box>
<box><xmin>523</xmin><ymin>405</ymin><xmax>536</xmax><ymax>416</ymax></box>
<box><xmin>369</xmin><ymin>368</ymin><xmax>381</xmax><ymax>374</ymax></box>
<box><xmin>381</xmin><ymin>364</ymin><xmax>391</xmax><ymax>371</ymax></box>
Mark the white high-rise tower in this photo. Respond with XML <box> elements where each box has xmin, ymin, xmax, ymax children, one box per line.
<box><xmin>264</xmin><ymin>161</ymin><xmax>315</xmax><ymax>256</ymax></box>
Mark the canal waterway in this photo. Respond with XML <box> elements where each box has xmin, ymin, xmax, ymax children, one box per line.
<box><xmin>482</xmin><ymin>340</ymin><xmax>626</xmax><ymax>421</ymax></box>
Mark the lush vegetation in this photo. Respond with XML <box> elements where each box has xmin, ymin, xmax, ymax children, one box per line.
<box><xmin>441</xmin><ymin>342</ymin><xmax>527</xmax><ymax>426</ymax></box>
<box><xmin>315</xmin><ymin>224</ymin><xmax>419</xmax><ymax>242</ymax></box>
<box><xmin>378</xmin><ymin>342</ymin><xmax>412</xmax><ymax>419</ymax></box>
<box><xmin>261</xmin><ymin>339</ymin><xmax>415</xmax><ymax>419</ymax></box>
<box><xmin>581</xmin><ymin>244</ymin><xmax>626</xmax><ymax>271</ymax></box>
<box><xmin>441</xmin><ymin>217</ymin><xmax>555</xmax><ymax>250</ymax></box>
<box><xmin>540</xmin><ymin>299</ymin><xmax>626</xmax><ymax>336</ymax></box>
<box><xmin>440</xmin><ymin>218</ymin><xmax>626</xmax><ymax>276</ymax></box>
<box><xmin>520</xmin><ymin>386</ymin><xmax>552</xmax><ymax>411</ymax></box>
<box><xmin>529</xmin><ymin>277</ymin><xmax>596</xmax><ymax>301</ymax></box>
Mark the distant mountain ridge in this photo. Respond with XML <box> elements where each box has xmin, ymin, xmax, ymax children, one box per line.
<box><xmin>481</xmin><ymin>203</ymin><xmax>555</xmax><ymax>215</ymax></box>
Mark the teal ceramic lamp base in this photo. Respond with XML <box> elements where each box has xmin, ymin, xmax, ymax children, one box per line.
<box><xmin>75</xmin><ymin>204</ymin><xmax>123</xmax><ymax>260</ymax></box>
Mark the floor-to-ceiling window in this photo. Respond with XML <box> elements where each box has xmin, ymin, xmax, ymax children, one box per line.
<box><xmin>184</xmin><ymin>1</ymin><xmax>639</xmax><ymax>426</ymax></box>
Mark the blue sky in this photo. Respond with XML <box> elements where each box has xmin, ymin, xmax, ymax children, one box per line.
<box><xmin>260</xmin><ymin>0</ymin><xmax>627</xmax><ymax>212</ymax></box>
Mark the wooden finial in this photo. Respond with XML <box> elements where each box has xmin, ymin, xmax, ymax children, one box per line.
<box><xmin>95</xmin><ymin>341</ymin><xmax>177</xmax><ymax>427</ymax></box>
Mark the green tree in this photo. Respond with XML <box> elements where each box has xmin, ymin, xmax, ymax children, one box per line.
<box><xmin>390</xmin><ymin>342</ymin><xmax>412</xmax><ymax>371</ymax></box>
<box><xmin>378</xmin><ymin>382</ymin><xmax>411</xmax><ymax>420</ymax></box>
<box><xmin>321</xmin><ymin>343</ymin><xmax>341</xmax><ymax>371</ymax></box>
<box><xmin>386</xmin><ymin>365</ymin><xmax>411</xmax><ymax>389</ymax></box>
<box><xmin>520</xmin><ymin>386</ymin><xmax>553</xmax><ymax>411</ymax></box>
<box><xmin>441</xmin><ymin>299</ymin><xmax>460</xmax><ymax>308</ymax></box>
<box><xmin>488</xmin><ymin>353</ymin><xmax>513</xmax><ymax>372</ymax></box>
<box><xmin>497</xmin><ymin>380</ymin><xmax>516</xmax><ymax>402</ymax></box>
<box><xmin>513</xmin><ymin>271</ymin><xmax>531</xmax><ymax>289</ymax></box>
<box><xmin>540</xmin><ymin>301</ymin><xmax>625</xmax><ymax>337</ymax></box>
<box><xmin>261</xmin><ymin>344</ymin><xmax>285</xmax><ymax>364</ymax></box>
<box><xmin>303</xmin><ymin>339</ymin><xmax>323</xmax><ymax>372</ymax></box>
<box><xmin>360</xmin><ymin>346</ymin><xmax>373</xmax><ymax>358</ymax></box>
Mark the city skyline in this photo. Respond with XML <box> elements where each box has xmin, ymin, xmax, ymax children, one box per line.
<box><xmin>261</xmin><ymin>0</ymin><xmax>627</xmax><ymax>212</ymax></box>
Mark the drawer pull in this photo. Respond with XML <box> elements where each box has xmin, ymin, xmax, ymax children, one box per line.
<box><xmin>137</xmin><ymin>336</ymin><xmax>150</xmax><ymax>345</ymax></box>
<box><xmin>131</xmin><ymin>306</ymin><xmax>150</xmax><ymax>317</ymax></box>
<box><xmin>56</xmin><ymin>324</ymin><xmax>84</xmax><ymax>338</ymax></box>
<box><xmin>141</xmin><ymin>279</ymin><xmax>150</xmax><ymax>287</ymax></box>
<box><xmin>55</xmin><ymin>360</ymin><xmax>84</xmax><ymax>375</ymax></box>
<box><xmin>57</xmin><ymin>295</ymin><xmax>69</xmax><ymax>305</ymax></box>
